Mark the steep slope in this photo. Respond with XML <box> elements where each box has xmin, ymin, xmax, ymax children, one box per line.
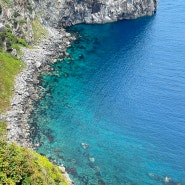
<box><xmin>34</xmin><ymin>0</ymin><xmax>158</xmax><ymax>27</ymax></box>
<box><xmin>0</xmin><ymin>140</ymin><xmax>70</xmax><ymax>185</ymax></box>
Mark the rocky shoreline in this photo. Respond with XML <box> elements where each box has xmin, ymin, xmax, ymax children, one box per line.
<box><xmin>0</xmin><ymin>26</ymin><xmax>75</xmax><ymax>184</ymax></box>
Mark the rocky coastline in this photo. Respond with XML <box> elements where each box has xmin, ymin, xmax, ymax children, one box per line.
<box><xmin>0</xmin><ymin>25</ymin><xmax>75</xmax><ymax>184</ymax></box>
<box><xmin>1</xmin><ymin>26</ymin><xmax>74</xmax><ymax>148</ymax></box>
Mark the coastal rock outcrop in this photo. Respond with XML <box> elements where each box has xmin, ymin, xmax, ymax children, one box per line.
<box><xmin>0</xmin><ymin>0</ymin><xmax>35</xmax><ymax>45</ymax></box>
<box><xmin>34</xmin><ymin>0</ymin><xmax>158</xmax><ymax>27</ymax></box>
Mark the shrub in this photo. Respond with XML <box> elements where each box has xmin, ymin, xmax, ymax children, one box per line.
<box><xmin>0</xmin><ymin>27</ymin><xmax>28</xmax><ymax>52</ymax></box>
<box><xmin>0</xmin><ymin>141</ymin><xmax>69</xmax><ymax>185</ymax></box>
<box><xmin>13</xmin><ymin>11</ymin><xmax>20</xmax><ymax>18</ymax></box>
<box><xmin>19</xmin><ymin>19</ymin><xmax>27</xmax><ymax>25</ymax></box>
<box><xmin>17</xmin><ymin>38</ymin><xmax>28</xmax><ymax>47</ymax></box>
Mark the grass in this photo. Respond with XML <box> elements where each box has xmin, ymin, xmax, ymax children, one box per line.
<box><xmin>0</xmin><ymin>122</ymin><xmax>7</xmax><ymax>139</ymax></box>
<box><xmin>0</xmin><ymin>140</ymin><xmax>70</xmax><ymax>185</ymax></box>
<box><xmin>0</xmin><ymin>52</ymin><xmax>24</xmax><ymax>114</ymax></box>
<box><xmin>32</xmin><ymin>18</ymin><xmax>48</xmax><ymax>44</ymax></box>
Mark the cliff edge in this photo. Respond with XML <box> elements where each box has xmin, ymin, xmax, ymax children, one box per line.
<box><xmin>34</xmin><ymin>0</ymin><xmax>158</xmax><ymax>27</ymax></box>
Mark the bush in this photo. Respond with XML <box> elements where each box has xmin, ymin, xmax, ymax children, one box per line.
<box><xmin>0</xmin><ymin>27</ymin><xmax>28</xmax><ymax>51</ymax></box>
<box><xmin>0</xmin><ymin>140</ymin><xmax>69</xmax><ymax>185</ymax></box>
<box><xmin>27</xmin><ymin>3</ymin><xmax>33</xmax><ymax>11</ymax></box>
<box><xmin>13</xmin><ymin>11</ymin><xmax>20</xmax><ymax>18</ymax></box>
<box><xmin>17</xmin><ymin>38</ymin><xmax>27</xmax><ymax>47</ymax></box>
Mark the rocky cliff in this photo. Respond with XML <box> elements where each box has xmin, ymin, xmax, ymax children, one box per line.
<box><xmin>0</xmin><ymin>0</ymin><xmax>35</xmax><ymax>45</ymax></box>
<box><xmin>33</xmin><ymin>0</ymin><xmax>158</xmax><ymax>27</ymax></box>
<box><xmin>0</xmin><ymin>0</ymin><xmax>158</xmax><ymax>51</ymax></box>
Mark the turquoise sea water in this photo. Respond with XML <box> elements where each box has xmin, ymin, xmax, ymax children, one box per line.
<box><xmin>30</xmin><ymin>0</ymin><xmax>185</xmax><ymax>184</ymax></box>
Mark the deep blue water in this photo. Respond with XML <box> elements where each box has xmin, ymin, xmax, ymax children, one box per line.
<box><xmin>30</xmin><ymin>0</ymin><xmax>185</xmax><ymax>184</ymax></box>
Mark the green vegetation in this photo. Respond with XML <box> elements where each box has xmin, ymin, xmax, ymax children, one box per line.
<box><xmin>0</xmin><ymin>122</ymin><xmax>7</xmax><ymax>140</ymax></box>
<box><xmin>0</xmin><ymin>27</ymin><xmax>28</xmax><ymax>53</ymax></box>
<box><xmin>13</xmin><ymin>11</ymin><xmax>20</xmax><ymax>18</ymax></box>
<box><xmin>0</xmin><ymin>52</ymin><xmax>24</xmax><ymax>114</ymax></box>
<box><xmin>2</xmin><ymin>0</ymin><xmax>12</xmax><ymax>7</ymax></box>
<box><xmin>27</xmin><ymin>2</ymin><xmax>33</xmax><ymax>11</ymax></box>
<box><xmin>0</xmin><ymin>140</ymin><xmax>69</xmax><ymax>185</ymax></box>
<box><xmin>32</xmin><ymin>18</ymin><xmax>48</xmax><ymax>44</ymax></box>
<box><xmin>19</xmin><ymin>19</ymin><xmax>27</xmax><ymax>25</ymax></box>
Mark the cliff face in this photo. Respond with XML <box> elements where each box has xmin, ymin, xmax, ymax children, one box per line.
<box><xmin>0</xmin><ymin>0</ymin><xmax>158</xmax><ymax>51</ymax></box>
<box><xmin>0</xmin><ymin>0</ymin><xmax>35</xmax><ymax>45</ymax></box>
<box><xmin>33</xmin><ymin>0</ymin><xmax>158</xmax><ymax>27</ymax></box>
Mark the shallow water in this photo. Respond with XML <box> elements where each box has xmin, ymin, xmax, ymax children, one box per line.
<box><xmin>30</xmin><ymin>0</ymin><xmax>185</xmax><ymax>184</ymax></box>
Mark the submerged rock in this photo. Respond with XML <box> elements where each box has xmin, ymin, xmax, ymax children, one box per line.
<box><xmin>89</xmin><ymin>157</ymin><xmax>95</xmax><ymax>163</ymax></box>
<box><xmin>81</xmin><ymin>142</ymin><xmax>89</xmax><ymax>149</ymax></box>
<box><xmin>98</xmin><ymin>179</ymin><xmax>106</xmax><ymax>185</ymax></box>
<box><xmin>148</xmin><ymin>173</ymin><xmax>183</xmax><ymax>185</ymax></box>
<box><xmin>66</xmin><ymin>167</ymin><xmax>78</xmax><ymax>176</ymax></box>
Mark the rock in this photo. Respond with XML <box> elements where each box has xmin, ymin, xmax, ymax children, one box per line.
<box><xmin>54</xmin><ymin>148</ymin><xmax>62</xmax><ymax>152</ymax></box>
<box><xmin>59</xmin><ymin>166</ymin><xmax>66</xmax><ymax>173</ymax></box>
<box><xmin>34</xmin><ymin>0</ymin><xmax>158</xmax><ymax>27</ymax></box>
<box><xmin>11</xmin><ymin>49</ymin><xmax>17</xmax><ymax>56</ymax></box>
<box><xmin>98</xmin><ymin>179</ymin><xmax>106</xmax><ymax>185</ymax></box>
<box><xmin>81</xmin><ymin>142</ymin><xmax>89</xmax><ymax>149</ymax></box>
<box><xmin>94</xmin><ymin>166</ymin><xmax>100</xmax><ymax>172</ymax></box>
<box><xmin>0</xmin><ymin>23</ymin><xmax>5</xmax><ymax>32</ymax></box>
<box><xmin>35</xmin><ymin>61</ymin><xmax>42</xmax><ymax>68</ymax></box>
<box><xmin>163</xmin><ymin>176</ymin><xmax>172</xmax><ymax>183</ymax></box>
<box><xmin>66</xmin><ymin>167</ymin><xmax>77</xmax><ymax>176</ymax></box>
<box><xmin>34</xmin><ymin>143</ymin><xmax>40</xmax><ymax>147</ymax></box>
<box><xmin>89</xmin><ymin>157</ymin><xmax>95</xmax><ymax>163</ymax></box>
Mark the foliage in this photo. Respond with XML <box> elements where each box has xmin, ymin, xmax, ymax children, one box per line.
<box><xmin>13</xmin><ymin>11</ymin><xmax>20</xmax><ymax>18</ymax></box>
<box><xmin>32</xmin><ymin>18</ymin><xmax>48</xmax><ymax>44</ymax></box>
<box><xmin>19</xmin><ymin>19</ymin><xmax>27</xmax><ymax>25</ymax></box>
<box><xmin>0</xmin><ymin>52</ymin><xmax>24</xmax><ymax>114</ymax></box>
<box><xmin>0</xmin><ymin>122</ymin><xmax>7</xmax><ymax>139</ymax></box>
<box><xmin>2</xmin><ymin>0</ymin><xmax>12</xmax><ymax>7</ymax></box>
<box><xmin>0</xmin><ymin>140</ymin><xmax>69</xmax><ymax>185</ymax></box>
<box><xmin>27</xmin><ymin>2</ymin><xmax>33</xmax><ymax>11</ymax></box>
<box><xmin>0</xmin><ymin>28</ymin><xmax>28</xmax><ymax>52</ymax></box>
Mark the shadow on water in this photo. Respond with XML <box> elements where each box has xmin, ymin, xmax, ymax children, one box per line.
<box><xmin>67</xmin><ymin>15</ymin><xmax>157</xmax><ymax>51</ymax></box>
